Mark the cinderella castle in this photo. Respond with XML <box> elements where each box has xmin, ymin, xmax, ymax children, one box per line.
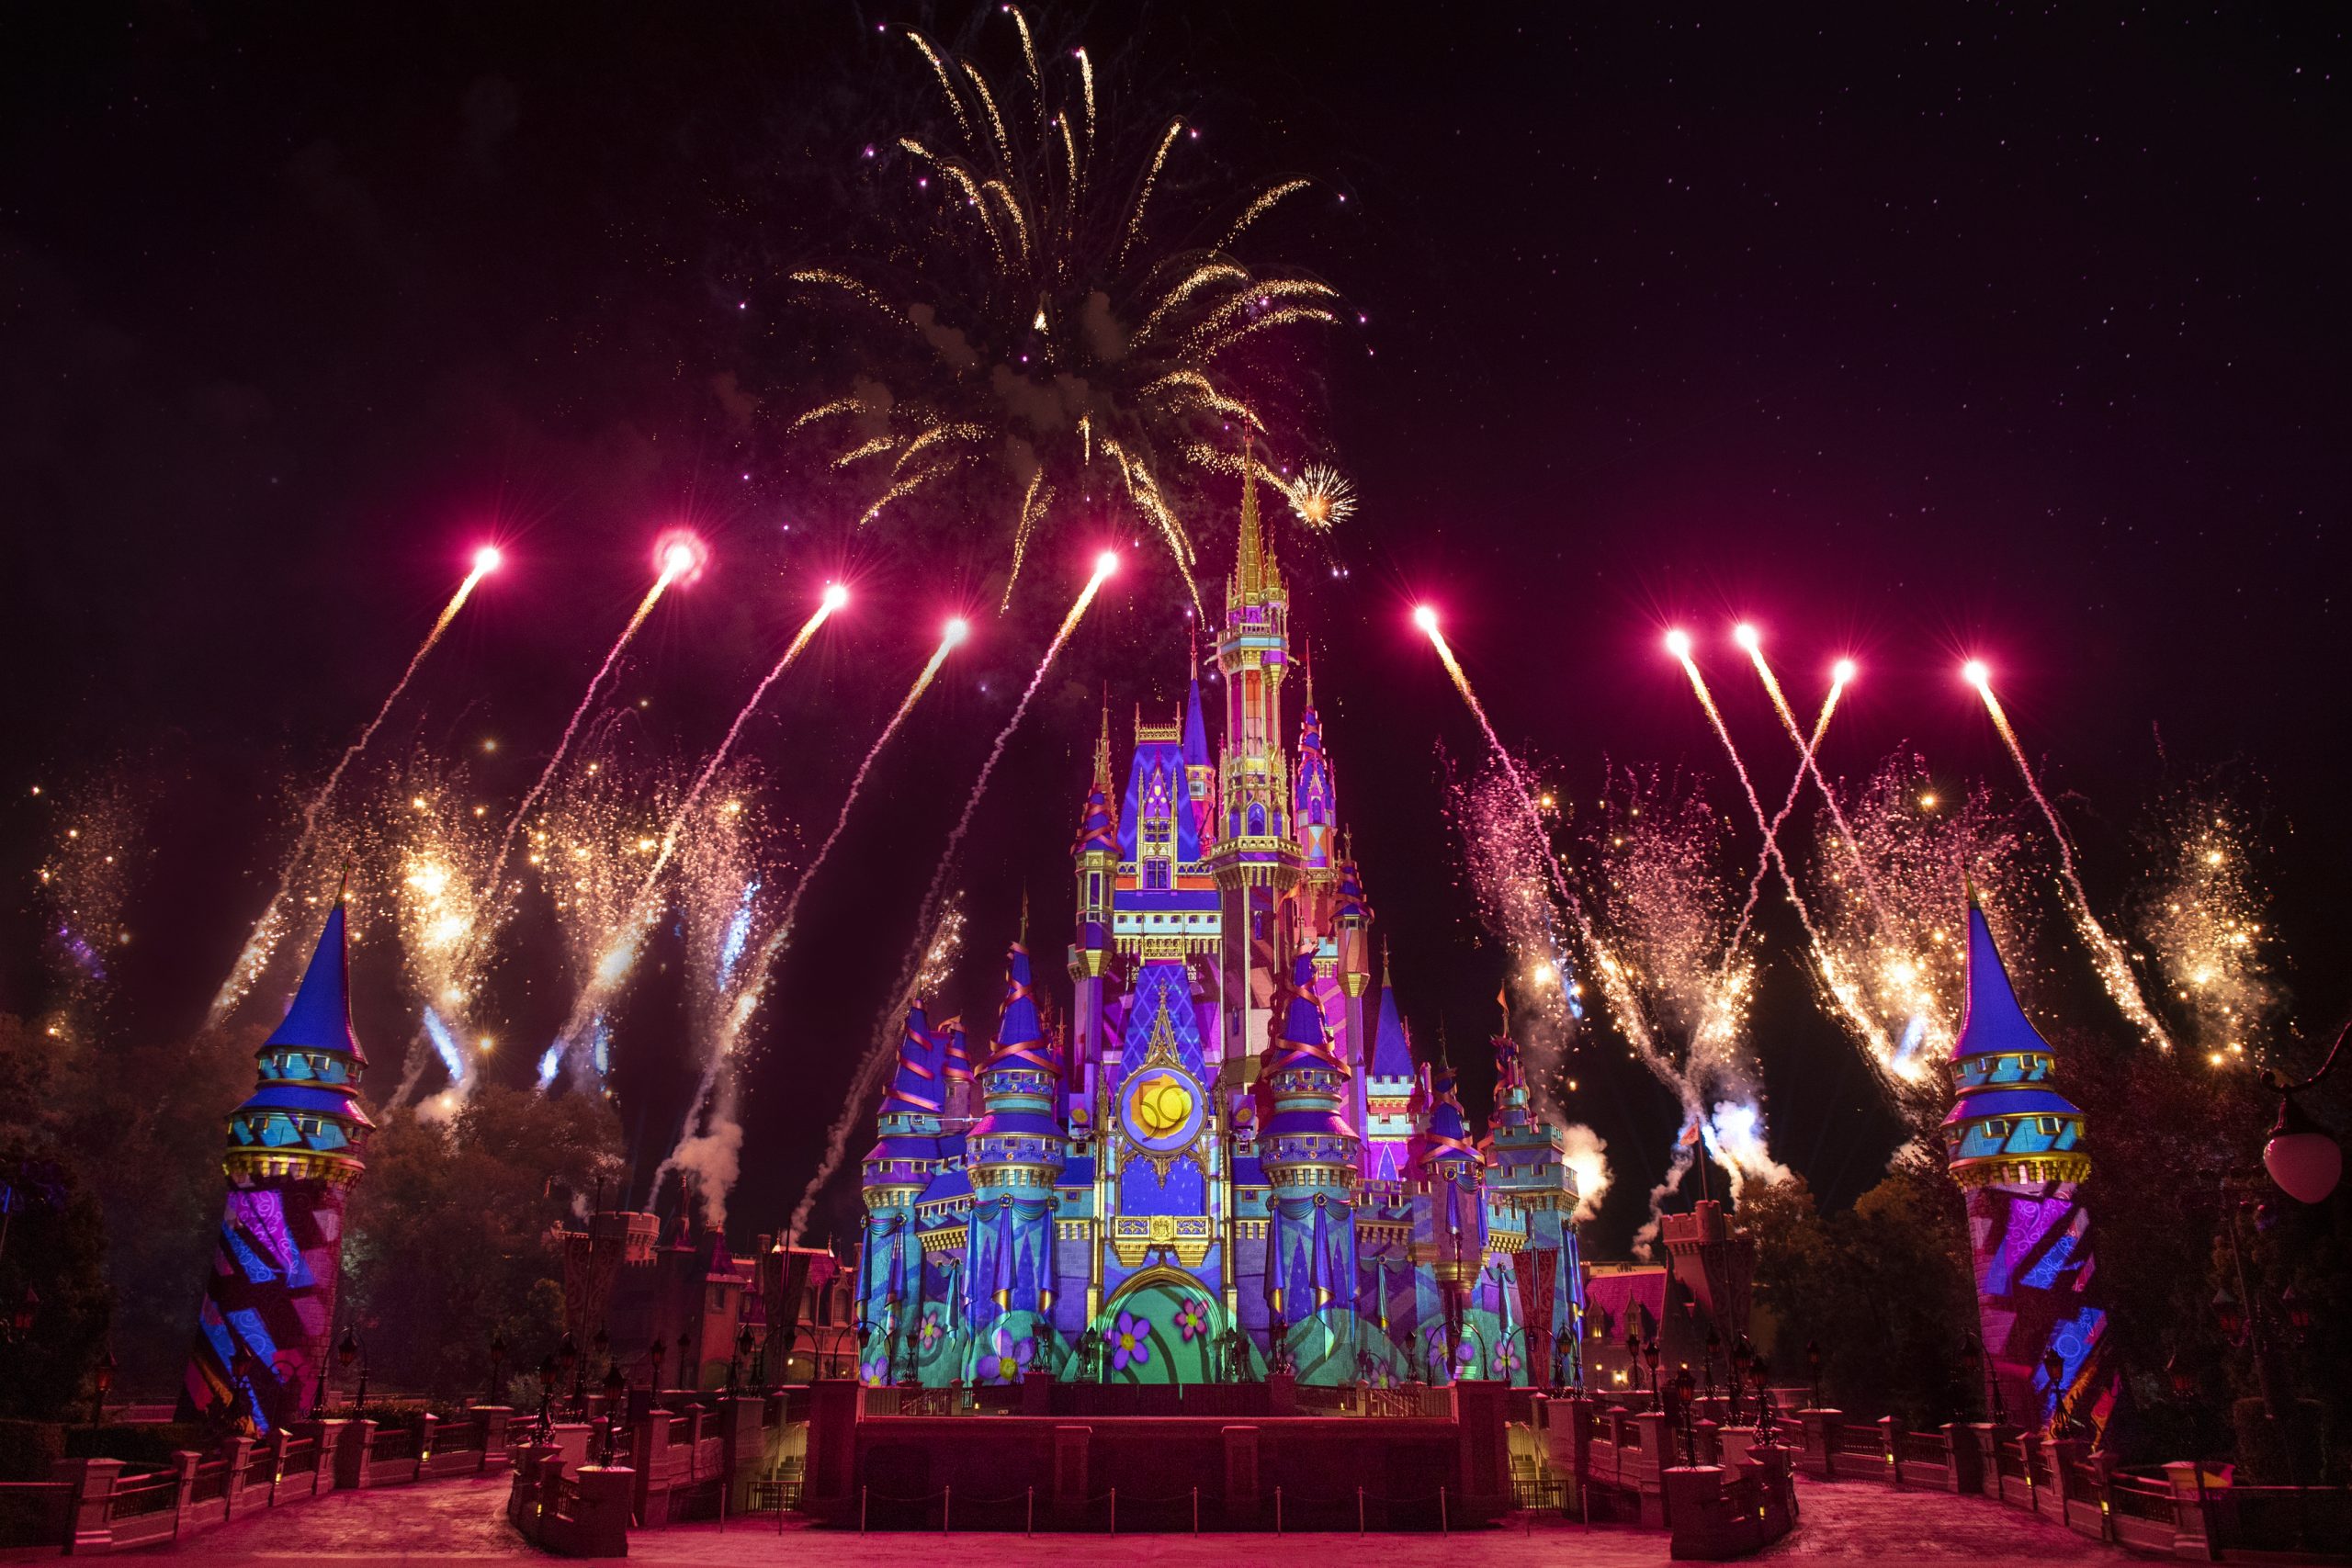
<box><xmin>854</xmin><ymin>468</ymin><xmax>1586</xmax><ymax>1390</ymax></box>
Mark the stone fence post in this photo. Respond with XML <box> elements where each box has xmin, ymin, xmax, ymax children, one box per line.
<box><xmin>1879</xmin><ymin>1415</ymin><xmax>1904</xmax><ymax>1487</ymax></box>
<box><xmin>473</xmin><ymin>1406</ymin><xmax>513</xmax><ymax>1471</ymax></box>
<box><xmin>222</xmin><ymin>1436</ymin><xmax>255</xmax><ymax>1510</ymax></box>
<box><xmin>170</xmin><ymin>1450</ymin><xmax>201</xmax><ymax>1532</ymax></box>
<box><xmin>1799</xmin><ymin>1409</ymin><xmax>1843</xmax><ymax>1478</ymax></box>
<box><xmin>335</xmin><ymin>1418</ymin><xmax>379</xmax><ymax>1490</ymax></box>
<box><xmin>55</xmin><ymin>1457</ymin><xmax>124</xmax><ymax>1554</ymax></box>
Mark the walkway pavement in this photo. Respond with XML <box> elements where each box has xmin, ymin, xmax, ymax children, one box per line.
<box><xmin>164</xmin><ymin>1472</ymin><xmax>2136</xmax><ymax>1565</ymax></box>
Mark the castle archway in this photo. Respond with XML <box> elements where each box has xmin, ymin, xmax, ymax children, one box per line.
<box><xmin>1097</xmin><ymin>1269</ymin><xmax>1222</xmax><ymax>1384</ymax></box>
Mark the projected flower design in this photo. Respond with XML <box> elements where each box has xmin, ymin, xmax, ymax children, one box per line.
<box><xmin>1111</xmin><ymin>1311</ymin><xmax>1154</xmax><ymax>1372</ymax></box>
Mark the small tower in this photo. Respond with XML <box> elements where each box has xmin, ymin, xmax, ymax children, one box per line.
<box><xmin>858</xmin><ymin>1000</ymin><xmax>945</xmax><ymax>1382</ymax></box>
<box><xmin>1408</xmin><ymin>1053</ymin><xmax>1484</xmax><ymax>1381</ymax></box>
<box><xmin>1293</xmin><ymin>650</ymin><xmax>1339</xmax><ymax>877</ymax></box>
<box><xmin>966</xmin><ymin>942</ymin><xmax>1069</xmax><ymax>1381</ymax></box>
<box><xmin>1182</xmin><ymin>629</ymin><xmax>1216</xmax><ymax>843</ymax></box>
<box><xmin>1480</xmin><ymin>1030</ymin><xmax>1584</xmax><ymax>1389</ymax></box>
<box><xmin>179</xmin><ymin>900</ymin><xmax>374</xmax><ymax>1432</ymax></box>
<box><xmin>1942</xmin><ymin>894</ymin><xmax>2115</xmax><ymax>1439</ymax></box>
<box><xmin>1069</xmin><ymin>705</ymin><xmax>1121</xmax><ymax>1117</ymax></box>
<box><xmin>1257</xmin><ymin>949</ymin><xmax>1360</xmax><ymax>1379</ymax></box>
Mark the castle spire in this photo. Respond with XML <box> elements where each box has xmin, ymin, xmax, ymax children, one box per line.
<box><xmin>1094</xmin><ymin>687</ymin><xmax>1112</xmax><ymax>789</ymax></box>
<box><xmin>1238</xmin><ymin>432</ymin><xmax>1263</xmax><ymax>598</ymax></box>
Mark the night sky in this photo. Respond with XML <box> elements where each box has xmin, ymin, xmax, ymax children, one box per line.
<box><xmin>5</xmin><ymin>5</ymin><xmax>2347</xmax><ymax>1255</ymax></box>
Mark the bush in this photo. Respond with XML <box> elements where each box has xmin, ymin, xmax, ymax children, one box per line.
<box><xmin>63</xmin><ymin>1423</ymin><xmax>212</xmax><ymax>1472</ymax></box>
<box><xmin>2233</xmin><ymin>1396</ymin><xmax>2330</xmax><ymax>1485</ymax></box>
<box><xmin>0</xmin><ymin>1419</ymin><xmax>64</xmax><ymax>1482</ymax></box>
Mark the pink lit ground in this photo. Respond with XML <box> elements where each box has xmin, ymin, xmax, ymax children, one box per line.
<box><xmin>164</xmin><ymin>1473</ymin><xmax>2132</xmax><ymax>1565</ymax></box>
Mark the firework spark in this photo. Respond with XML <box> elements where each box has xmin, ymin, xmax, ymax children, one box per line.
<box><xmin>1417</xmin><ymin>607</ymin><xmax>1672</xmax><ymax>1089</ymax></box>
<box><xmin>1806</xmin><ymin>754</ymin><xmax>2040</xmax><ymax>1095</ymax></box>
<box><xmin>2134</xmin><ymin>787</ymin><xmax>2278</xmax><ymax>1065</ymax></box>
<box><xmin>660</xmin><ymin>617</ymin><xmax>968</xmax><ymax>1215</ymax></box>
<box><xmin>371</xmin><ymin>758</ymin><xmax>503</xmax><ymax>1107</ymax></box>
<box><xmin>789</xmin><ymin>893</ymin><xmax>966</xmax><ymax>1246</ymax></box>
<box><xmin>783</xmin><ymin>10</ymin><xmax>1342</xmax><ymax>608</ymax></box>
<box><xmin>660</xmin><ymin>772</ymin><xmax>785</xmax><ymax>1228</ymax></box>
<box><xmin>481</xmin><ymin>542</ymin><xmax>698</xmax><ymax>942</ymax></box>
<box><xmin>795</xmin><ymin>560</ymin><xmax>1113</xmax><ymax>1232</ymax></box>
<box><xmin>1280</xmin><ymin>463</ymin><xmax>1356</xmax><ymax>532</ymax></box>
<box><xmin>548</xmin><ymin>584</ymin><xmax>843</xmax><ymax>1076</ymax></box>
<box><xmin>1673</xmin><ymin>632</ymin><xmax>1905</xmax><ymax>1078</ymax></box>
<box><xmin>35</xmin><ymin>771</ymin><xmax>151</xmax><ymax>1033</ymax></box>
<box><xmin>1968</xmin><ymin>663</ymin><xmax>2175</xmax><ymax>1051</ymax></box>
<box><xmin>526</xmin><ymin>733</ymin><xmax>679</xmax><ymax>1090</ymax></box>
<box><xmin>207</xmin><ymin>547</ymin><xmax>501</xmax><ymax>1026</ymax></box>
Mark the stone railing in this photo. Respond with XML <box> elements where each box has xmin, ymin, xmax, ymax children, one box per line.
<box><xmin>33</xmin><ymin>1407</ymin><xmax>515</xmax><ymax>1556</ymax></box>
<box><xmin>1784</xmin><ymin>1406</ymin><xmax>2348</xmax><ymax>1558</ymax></box>
<box><xmin>504</xmin><ymin>1444</ymin><xmax>631</xmax><ymax>1559</ymax></box>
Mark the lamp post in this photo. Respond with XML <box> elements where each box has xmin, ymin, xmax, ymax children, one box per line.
<box><xmin>488</xmin><ymin>1331</ymin><xmax>508</xmax><ymax>1407</ymax></box>
<box><xmin>337</xmin><ymin>1327</ymin><xmax>368</xmax><ymax>1411</ymax></box>
<box><xmin>559</xmin><ymin>1332</ymin><xmax>582</xmax><ymax>1418</ymax></box>
<box><xmin>93</xmin><ymin>1347</ymin><xmax>115</xmax><ymax>1426</ymax></box>
<box><xmin>2041</xmin><ymin>1348</ymin><xmax>2070</xmax><ymax>1436</ymax></box>
<box><xmin>1702</xmin><ymin>1326</ymin><xmax>1721</xmax><ymax>1405</ymax></box>
<box><xmin>647</xmin><ymin>1336</ymin><xmax>668</xmax><ymax>1398</ymax></box>
<box><xmin>1642</xmin><ymin>1337</ymin><xmax>1661</xmax><ymax>1408</ymax></box>
<box><xmin>1674</xmin><ymin>1366</ymin><xmax>1698</xmax><ymax>1466</ymax></box>
<box><xmin>731</xmin><ymin>1325</ymin><xmax>753</xmax><ymax>1393</ymax></box>
<box><xmin>2262</xmin><ymin>1021</ymin><xmax>2346</xmax><ymax>1204</ymax></box>
<box><xmin>535</xmin><ymin>1355</ymin><xmax>556</xmax><ymax>1439</ymax></box>
<box><xmin>1730</xmin><ymin>1336</ymin><xmax>1753</xmax><ymax>1426</ymax></box>
<box><xmin>1962</xmin><ymin>1330</ymin><xmax>2003</xmax><ymax>1423</ymax></box>
<box><xmin>1750</xmin><ymin>1356</ymin><xmax>1776</xmax><ymax>1445</ymax></box>
<box><xmin>1805</xmin><ymin>1339</ymin><xmax>1824</xmax><ymax>1412</ymax></box>
<box><xmin>599</xmin><ymin>1366</ymin><xmax>625</xmax><ymax>1464</ymax></box>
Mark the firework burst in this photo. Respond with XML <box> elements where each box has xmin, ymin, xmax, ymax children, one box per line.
<box><xmin>34</xmin><ymin>771</ymin><xmax>151</xmax><ymax>1034</ymax></box>
<box><xmin>2133</xmin><ymin>786</ymin><xmax>2278</xmax><ymax>1066</ymax></box>
<box><xmin>526</xmin><ymin>733</ymin><xmax>681</xmax><ymax>1089</ymax></box>
<box><xmin>1805</xmin><ymin>753</ymin><xmax>2041</xmax><ymax>1104</ymax></box>
<box><xmin>784</xmin><ymin>8</ymin><xmax>1344</xmax><ymax>609</ymax></box>
<box><xmin>368</xmin><ymin>756</ymin><xmax>505</xmax><ymax>1108</ymax></box>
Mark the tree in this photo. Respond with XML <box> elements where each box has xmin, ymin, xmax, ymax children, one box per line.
<box><xmin>0</xmin><ymin>1015</ymin><xmax>112</xmax><ymax>1420</ymax></box>
<box><xmin>341</xmin><ymin>1087</ymin><xmax>624</xmax><ymax>1398</ymax></box>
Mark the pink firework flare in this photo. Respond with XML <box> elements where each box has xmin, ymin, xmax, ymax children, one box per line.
<box><xmin>207</xmin><ymin>545</ymin><xmax>503</xmax><ymax>1025</ymax></box>
<box><xmin>1968</xmin><ymin>662</ymin><xmax>2175</xmax><ymax>1051</ymax></box>
<box><xmin>791</xmin><ymin>554</ymin><xmax>1117</xmax><ymax>1236</ymax></box>
<box><xmin>550</xmin><ymin>583</ymin><xmax>847</xmax><ymax>1081</ymax></box>
<box><xmin>479</xmin><ymin>544</ymin><xmax>704</xmax><ymax>931</ymax></box>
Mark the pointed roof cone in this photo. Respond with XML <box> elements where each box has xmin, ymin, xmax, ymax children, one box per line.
<box><xmin>1415</xmin><ymin>1059</ymin><xmax>1480</xmax><ymax>1166</ymax></box>
<box><xmin>1182</xmin><ymin>659</ymin><xmax>1211</xmax><ymax>770</ymax></box>
<box><xmin>985</xmin><ymin>942</ymin><xmax>1055</xmax><ymax>1073</ymax></box>
<box><xmin>1336</xmin><ymin>851</ymin><xmax>1374</xmax><ymax>926</ymax></box>
<box><xmin>266</xmin><ymin>901</ymin><xmax>367</xmax><ymax>1066</ymax></box>
<box><xmin>1073</xmin><ymin>777</ymin><xmax>1120</xmax><ymax>858</ymax></box>
<box><xmin>881</xmin><ymin>999</ymin><xmax>944</xmax><ymax>1116</ymax></box>
<box><xmin>1371</xmin><ymin>971</ymin><xmax>1416</xmax><ymax>1079</ymax></box>
<box><xmin>1279</xmin><ymin>950</ymin><xmax>1330</xmax><ymax>1051</ymax></box>
<box><xmin>1943</xmin><ymin>896</ymin><xmax>2085</xmax><ymax>1139</ymax></box>
<box><xmin>1491</xmin><ymin>1033</ymin><xmax>1532</xmax><ymax>1126</ymax></box>
<box><xmin>1951</xmin><ymin>901</ymin><xmax>2052</xmax><ymax>1063</ymax></box>
<box><xmin>938</xmin><ymin>1017</ymin><xmax>973</xmax><ymax>1084</ymax></box>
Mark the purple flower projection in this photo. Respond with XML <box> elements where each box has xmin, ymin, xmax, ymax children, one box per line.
<box><xmin>1112</xmin><ymin>1311</ymin><xmax>1154</xmax><ymax>1371</ymax></box>
<box><xmin>860</xmin><ymin>1353</ymin><xmax>890</xmax><ymax>1386</ymax></box>
<box><xmin>1174</xmin><ymin>1298</ymin><xmax>1209</xmax><ymax>1342</ymax></box>
<box><xmin>982</xmin><ymin>1325</ymin><xmax>1034</xmax><ymax>1384</ymax></box>
<box><xmin>919</xmin><ymin>1309</ymin><xmax>944</xmax><ymax>1351</ymax></box>
<box><xmin>1492</xmin><ymin>1341</ymin><xmax>1523</xmax><ymax>1377</ymax></box>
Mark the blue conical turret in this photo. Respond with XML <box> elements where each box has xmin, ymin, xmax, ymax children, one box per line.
<box><xmin>227</xmin><ymin>903</ymin><xmax>373</xmax><ymax>1184</ymax></box>
<box><xmin>1942</xmin><ymin>898</ymin><xmax>2088</xmax><ymax>1188</ymax></box>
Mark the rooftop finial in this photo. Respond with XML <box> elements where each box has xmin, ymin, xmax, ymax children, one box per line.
<box><xmin>1094</xmin><ymin>686</ymin><xmax>1112</xmax><ymax>786</ymax></box>
<box><xmin>1238</xmin><ymin>431</ymin><xmax>1263</xmax><ymax>596</ymax></box>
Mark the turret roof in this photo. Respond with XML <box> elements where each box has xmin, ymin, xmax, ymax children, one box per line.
<box><xmin>265</xmin><ymin>902</ymin><xmax>366</xmax><ymax>1065</ymax></box>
